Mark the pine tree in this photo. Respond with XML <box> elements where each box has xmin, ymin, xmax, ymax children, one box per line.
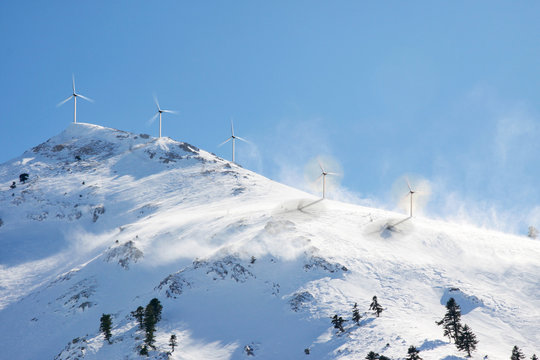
<box><xmin>331</xmin><ymin>315</ymin><xmax>346</xmax><ymax>332</ymax></box>
<box><xmin>511</xmin><ymin>346</ymin><xmax>525</xmax><ymax>360</ymax></box>
<box><xmin>99</xmin><ymin>314</ymin><xmax>113</xmax><ymax>344</ymax></box>
<box><xmin>352</xmin><ymin>302</ymin><xmax>362</xmax><ymax>325</ymax></box>
<box><xmin>369</xmin><ymin>296</ymin><xmax>384</xmax><ymax>317</ymax></box>
<box><xmin>405</xmin><ymin>345</ymin><xmax>422</xmax><ymax>360</ymax></box>
<box><xmin>436</xmin><ymin>297</ymin><xmax>462</xmax><ymax>343</ymax></box>
<box><xmin>457</xmin><ymin>324</ymin><xmax>478</xmax><ymax>357</ymax></box>
<box><xmin>365</xmin><ymin>351</ymin><xmax>379</xmax><ymax>360</ymax></box>
<box><xmin>140</xmin><ymin>345</ymin><xmax>149</xmax><ymax>356</ymax></box>
<box><xmin>143</xmin><ymin>298</ymin><xmax>163</xmax><ymax>349</ymax></box>
<box><xmin>169</xmin><ymin>334</ymin><xmax>177</xmax><ymax>353</ymax></box>
<box><xmin>131</xmin><ymin>306</ymin><xmax>144</xmax><ymax>329</ymax></box>
<box><xmin>531</xmin><ymin>355</ymin><xmax>538</xmax><ymax>360</ymax></box>
<box><xmin>147</xmin><ymin>298</ymin><xmax>163</xmax><ymax>322</ymax></box>
<box><xmin>379</xmin><ymin>356</ymin><xmax>391</xmax><ymax>360</ymax></box>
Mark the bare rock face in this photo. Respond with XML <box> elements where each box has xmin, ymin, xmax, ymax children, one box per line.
<box><xmin>105</xmin><ymin>241</ymin><xmax>144</xmax><ymax>269</ymax></box>
<box><xmin>157</xmin><ymin>255</ymin><xmax>255</xmax><ymax>298</ymax></box>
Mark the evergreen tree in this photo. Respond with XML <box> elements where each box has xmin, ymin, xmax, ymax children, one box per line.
<box><xmin>140</xmin><ymin>345</ymin><xmax>149</xmax><ymax>356</ymax></box>
<box><xmin>405</xmin><ymin>345</ymin><xmax>422</xmax><ymax>360</ymax></box>
<box><xmin>531</xmin><ymin>355</ymin><xmax>538</xmax><ymax>360</ymax></box>
<box><xmin>436</xmin><ymin>297</ymin><xmax>462</xmax><ymax>343</ymax></box>
<box><xmin>511</xmin><ymin>346</ymin><xmax>525</xmax><ymax>360</ymax></box>
<box><xmin>99</xmin><ymin>314</ymin><xmax>113</xmax><ymax>344</ymax></box>
<box><xmin>379</xmin><ymin>356</ymin><xmax>391</xmax><ymax>360</ymax></box>
<box><xmin>131</xmin><ymin>306</ymin><xmax>144</xmax><ymax>329</ymax></box>
<box><xmin>457</xmin><ymin>324</ymin><xmax>478</xmax><ymax>357</ymax></box>
<box><xmin>366</xmin><ymin>351</ymin><xmax>380</xmax><ymax>360</ymax></box>
<box><xmin>331</xmin><ymin>315</ymin><xmax>346</xmax><ymax>332</ymax></box>
<box><xmin>147</xmin><ymin>298</ymin><xmax>163</xmax><ymax>322</ymax></box>
<box><xmin>169</xmin><ymin>334</ymin><xmax>177</xmax><ymax>353</ymax></box>
<box><xmin>369</xmin><ymin>296</ymin><xmax>384</xmax><ymax>317</ymax></box>
<box><xmin>528</xmin><ymin>226</ymin><xmax>538</xmax><ymax>239</ymax></box>
<box><xmin>143</xmin><ymin>298</ymin><xmax>163</xmax><ymax>349</ymax></box>
<box><xmin>352</xmin><ymin>302</ymin><xmax>362</xmax><ymax>325</ymax></box>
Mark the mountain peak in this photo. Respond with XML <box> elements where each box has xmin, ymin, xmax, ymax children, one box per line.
<box><xmin>0</xmin><ymin>125</ymin><xmax>539</xmax><ymax>360</ymax></box>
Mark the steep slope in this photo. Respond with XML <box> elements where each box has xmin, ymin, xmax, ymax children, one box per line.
<box><xmin>0</xmin><ymin>123</ymin><xmax>538</xmax><ymax>360</ymax></box>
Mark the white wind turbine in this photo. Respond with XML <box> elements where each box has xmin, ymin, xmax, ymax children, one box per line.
<box><xmin>57</xmin><ymin>75</ymin><xmax>93</xmax><ymax>123</ymax></box>
<box><xmin>316</xmin><ymin>161</ymin><xmax>339</xmax><ymax>199</ymax></box>
<box><xmin>406</xmin><ymin>179</ymin><xmax>416</xmax><ymax>217</ymax></box>
<box><xmin>219</xmin><ymin>119</ymin><xmax>248</xmax><ymax>163</ymax></box>
<box><xmin>149</xmin><ymin>96</ymin><xmax>177</xmax><ymax>138</ymax></box>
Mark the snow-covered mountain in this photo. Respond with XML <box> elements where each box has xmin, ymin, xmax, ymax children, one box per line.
<box><xmin>0</xmin><ymin>123</ymin><xmax>538</xmax><ymax>360</ymax></box>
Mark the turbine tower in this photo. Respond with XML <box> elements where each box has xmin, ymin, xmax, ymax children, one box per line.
<box><xmin>219</xmin><ymin>119</ymin><xmax>248</xmax><ymax>163</ymax></box>
<box><xmin>316</xmin><ymin>161</ymin><xmax>338</xmax><ymax>199</ymax></box>
<box><xmin>57</xmin><ymin>75</ymin><xmax>93</xmax><ymax>123</ymax></box>
<box><xmin>149</xmin><ymin>96</ymin><xmax>177</xmax><ymax>138</ymax></box>
<box><xmin>406</xmin><ymin>179</ymin><xmax>416</xmax><ymax>217</ymax></box>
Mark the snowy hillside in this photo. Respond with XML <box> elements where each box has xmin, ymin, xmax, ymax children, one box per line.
<box><xmin>0</xmin><ymin>123</ymin><xmax>538</xmax><ymax>360</ymax></box>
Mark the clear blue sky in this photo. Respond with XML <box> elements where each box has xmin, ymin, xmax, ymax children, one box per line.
<box><xmin>1</xmin><ymin>1</ymin><xmax>540</xmax><ymax>233</ymax></box>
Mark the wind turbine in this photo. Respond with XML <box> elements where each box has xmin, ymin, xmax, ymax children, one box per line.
<box><xmin>316</xmin><ymin>161</ymin><xmax>338</xmax><ymax>199</ymax></box>
<box><xmin>219</xmin><ymin>119</ymin><xmax>248</xmax><ymax>163</ymax></box>
<box><xmin>149</xmin><ymin>96</ymin><xmax>177</xmax><ymax>138</ymax></box>
<box><xmin>406</xmin><ymin>179</ymin><xmax>416</xmax><ymax>217</ymax></box>
<box><xmin>57</xmin><ymin>75</ymin><xmax>93</xmax><ymax>123</ymax></box>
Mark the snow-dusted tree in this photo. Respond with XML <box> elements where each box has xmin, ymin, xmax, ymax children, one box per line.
<box><xmin>528</xmin><ymin>226</ymin><xmax>538</xmax><ymax>239</ymax></box>
<box><xmin>131</xmin><ymin>306</ymin><xmax>144</xmax><ymax>329</ymax></box>
<box><xmin>531</xmin><ymin>354</ymin><xmax>538</xmax><ymax>360</ymax></box>
<box><xmin>379</xmin><ymin>356</ymin><xmax>391</xmax><ymax>360</ymax></box>
<box><xmin>405</xmin><ymin>345</ymin><xmax>422</xmax><ymax>360</ymax></box>
<box><xmin>99</xmin><ymin>314</ymin><xmax>112</xmax><ymax>344</ymax></box>
<box><xmin>140</xmin><ymin>345</ymin><xmax>149</xmax><ymax>356</ymax></box>
<box><xmin>457</xmin><ymin>324</ymin><xmax>478</xmax><ymax>357</ymax></box>
<box><xmin>365</xmin><ymin>351</ymin><xmax>379</xmax><ymax>360</ymax></box>
<box><xmin>436</xmin><ymin>297</ymin><xmax>462</xmax><ymax>343</ymax></box>
<box><xmin>169</xmin><ymin>334</ymin><xmax>177</xmax><ymax>353</ymax></box>
<box><xmin>143</xmin><ymin>298</ymin><xmax>163</xmax><ymax>349</ymax></box>
<box><xmin>352</xmin><ymin>302</ymin><xmax>362</xmax><ymax>325</ymax></box>
<box><xmin>19</xmin><ymin>173</ymin><xmax>29</xmax><ymax>183</ymax></box>
<box><xmin>245</xmin><ymin>345</ymin><xmax>254</xmax><ymax>356</ymax></box>
<box><xmin>511</xmin><ymin>346</ymin><xmax>525</xmax><ymax>360</ymax></box>
<box><xmin>331</xmin><ymin>315</ymin><xmax>346</xmax><ymax>332</ymax></box>
<box><xmin>369</xmin><ymin>296</ymin><xmax>383</xmax><ymax>317</ymax></box>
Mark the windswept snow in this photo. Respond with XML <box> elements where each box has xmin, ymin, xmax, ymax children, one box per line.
<box><xmin>0</xmin><ymin>123</ymin><xmax>538</xmax><ymax>359</ymax></box>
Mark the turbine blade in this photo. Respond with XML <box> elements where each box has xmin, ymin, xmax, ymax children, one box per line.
<box><xmin>315</xmin><ymin>174</ymin><xmax>323</xmax><ymax>181</ymax></box>
<box><xmin>218</xmin><ymin>137</ymin><xmax>232</xmax><ymax>147</ymax></box>
<box><xmin>326</xmin><ymin>172</ymin><xmax>340</xmax><ymax>176</ymax></box>
<box><xmin>231</xmin><ymin>119</ymin><xmax>235</xmax><ymax>136</ymax></box>
<box><xmin>406</xmin><ymin>178</ymin><xmax>413</xmax><ymax>192</ymax></box>
<box><xmin>77</xmin><ymin>94</ymin><xmax>94</xmax><ymax>103</ymax></box>
<box><xmin>318</xmin><ymin>160</ymin><xmax>325</xmax><ymax>173</ymax></box>
<box><xmin>153</xmin><ymin>95</ymin><xmax>161</xmax><ymax>111</ymax></box>
<box><xmin>235</xmin><ymin>136</ymin><xmax>249</xmax><ymax>143</ymax></box>
<box><xmin>57</xmin><ymin>95</ymin><xmax>73</xmax><ymax>107</ymax></box>
<box><xmin>161</xmin><ymin>109</ymin><xmax>178</xmax><ymax>114</ymax></box>
<box><xmin>148</xmin><ymin>113</ymin><xmax>159</xmax><ymax>125</ymax></box>
<box><xmin>72</xmin><ymin>74</ymin><xmax>76</xmax><ymax>94</ymax></box>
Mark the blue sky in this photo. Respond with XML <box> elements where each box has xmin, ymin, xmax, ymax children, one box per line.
<box><xmin>1</xmin><ymin>1</ymin><xmax>540</xmax><ymax>233</ymax></box>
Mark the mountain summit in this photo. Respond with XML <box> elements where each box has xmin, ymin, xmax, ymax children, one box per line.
<box><xmin>0</xmin><ymin>123</ymin><xmax>538</xmax><ymax>359</ymax></box>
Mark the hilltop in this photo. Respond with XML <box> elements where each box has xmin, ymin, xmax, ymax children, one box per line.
<box><xmin>0</xmin><ymin>123</ymin><xmax>538</xmax><ymax>359</ymax></box>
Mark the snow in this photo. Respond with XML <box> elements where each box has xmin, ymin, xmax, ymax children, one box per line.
<box><xmin>0</xmin><ymin>123</ymin><xmax>539</xmax><ymax>359</ymax></box>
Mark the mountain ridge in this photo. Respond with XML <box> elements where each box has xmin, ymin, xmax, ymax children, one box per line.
<box><xmin>0</xmin><ymin>123</ymin><xmax>538</xmax><ymax>359</ymax></box>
